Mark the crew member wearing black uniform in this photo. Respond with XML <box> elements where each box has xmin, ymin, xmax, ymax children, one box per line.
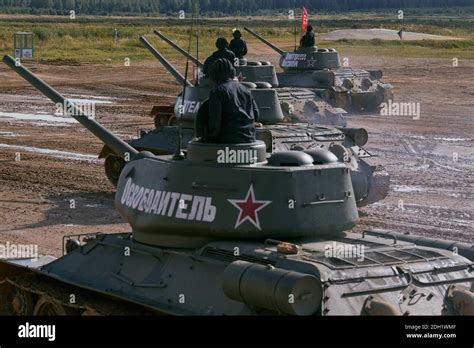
<box><xmin>207</xmin><ymin>59</ymin><xmax>259</xmax><ymax>144</ymax></box>
<box><xmin>300</xmin><ymin>25</ymin><xmax>316</xmax><ymax>47</ymax></box>
<box><xmin>202</xmin><ymin>38</ymin><xmax>236</xmax><ymax>76</ymax></box>
<box><xmin>229</xmin><ymin>30</ymin><xmax>248</xmax><ymax>59</ymax></box>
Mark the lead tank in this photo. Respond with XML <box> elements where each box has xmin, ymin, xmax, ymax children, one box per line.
<box><xmin>244</xmin><ymin>27</ymin><xmax>393</xmax><ymax>112</ymax></box>
<box><xmin>1</xmin><ymin>55</ymin><xmax>473</xmax><ymax>316</ymax></box>
<box><xmin>99</xmin><ymin>35</ymin><xmax>390</xmax><ymax>208</ymax></box>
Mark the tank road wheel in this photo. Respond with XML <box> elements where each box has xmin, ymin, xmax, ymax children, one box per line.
<box><xmin>0</xmin><ymin>284</ymin><xmax>34</xmax><ymax>315</ymax></box>
<box><xmin>154</xmin><ymin>114</ymin><xmax>165</xmax><ymax>129</ymax></box>
<box><xmin>33</xmin><ymin>296</ymin><xmax>69</xmax><ymax>316</ymax></box>
<box><xmin>154</xmin><ymin>113</ymin><xmax>176</xmax><ymax>129</ymax></box>
<box><xmin>104</xmin><ymin>155</ymin><xmax>126</xmax><ymax>187</ymax></box>
<box><xmin>167</xmin><ymin>115</ymin><xmax>177</xmax><ymax>126</ymax></box>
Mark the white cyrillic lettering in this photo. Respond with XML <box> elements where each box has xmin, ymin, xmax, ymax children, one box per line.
<box><xmin>188</xmin><ymin>196</ymin><xmax>205</xmax><ymax>221</ymax></box>
<box><xmin>121</xmin><ymin>178</ymin><xmax>132</xmax><ymax>204</ymax></box>
<box><xmin>167</xmin><ymin>192</ymin><xmax>181</xmax><ymax>217</ymax></box>
<box><xmin>203</xmin><ymin>198</ymin><xmax>216</xmax><ymax>222</ymax></box>
<box><xmin>175</xmin><ymin>194</ymin><xmax>192</xmax><ymax>219</ymax></box>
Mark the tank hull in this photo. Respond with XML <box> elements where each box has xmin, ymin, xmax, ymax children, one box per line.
<box><xmin>1</xmin><ymin>232</ymin><xmax>472</xmax><ymax>315</ymax></box>
<box><xmin>277</xmin><ymin>69</ymin><xmax>393</xmax><ymax>112</ymax></box>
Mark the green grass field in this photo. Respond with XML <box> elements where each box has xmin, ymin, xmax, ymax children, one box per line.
<box><xmin>0</xmin><ymin>13</ymin><xmax>473</xmax><ymax>64</ymax></box>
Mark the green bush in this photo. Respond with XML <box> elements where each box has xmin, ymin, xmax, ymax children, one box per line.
<box><xmin>33</xmin><ymin>28</ymin><xmax>51</xmax><ymax>41</ymax></box>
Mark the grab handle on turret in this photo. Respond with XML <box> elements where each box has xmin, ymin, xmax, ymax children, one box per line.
<box><xmin>2</xmin><ymin>55</ymin><xmax>139</xmax><ymax>160</ymax></box>
<box><xmin>243</xmin><ymin>27</ymin><xmax>285</xmax><ymax>56</ymax></box>
<box><xmin>154</xmin><ymin>30</ymin><xmax>203</xmax><ymax>69</ymax></box>
<box><xmin>139</xmin><ymin>36</ymin><xmax>193</xmax><ymax>87</ymax></box>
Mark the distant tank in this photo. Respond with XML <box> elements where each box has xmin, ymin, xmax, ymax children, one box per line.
<box><xmin>99</xmin><ymin>36</ymin><xmax>389</xmax><ymax>208</ymax></box>
<box><xmin>243</xmin><ymin>27</ymin><xmax>393</xmax><ymax>112</ymax></box>
<box><xmin>1</xmin><ymin>55</ymin><xmax>472</xmax><ymax>316</ymax></box>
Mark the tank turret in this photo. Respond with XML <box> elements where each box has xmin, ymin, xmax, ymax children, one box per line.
<box><xmin>243</xmin><ymin>27</ymin><xmax>393</xmax><ymax>112</ymax></box>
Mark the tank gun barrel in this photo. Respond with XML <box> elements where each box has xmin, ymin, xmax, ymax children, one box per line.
<box><xmin>139</xmin><ymin>36</ymin><xmax>193</xmax><ymax>87</ymax></box>
<box><xmin>2</xmin><ymin>55</ymin><xmax>138</xmax><ymax>159</ymax></box>
<box><xmin>154</xmin><ymin>30</ymin><xmax>203</xmax><ymax>68</ymax></box>
<box><xmin>243</xmin><ymin>27</ymin><xmax>285</xmax><ymax>56</ymax></box>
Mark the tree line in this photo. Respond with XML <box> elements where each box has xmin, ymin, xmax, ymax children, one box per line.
<box><xmin>0</xmin><ymin>0</ymin><xmax>472</xmax><ymax>16</ymax></box>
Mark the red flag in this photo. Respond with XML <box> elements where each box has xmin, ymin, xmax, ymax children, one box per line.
<box><xmin>301</xmin><ymin>6</ymin><xmax>309</xmax><ymax>32</ymax></box>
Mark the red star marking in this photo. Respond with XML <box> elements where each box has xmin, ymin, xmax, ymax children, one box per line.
<box><xmin>228</xmin><ymin>185</ymin><xmax>272</xmax><ymax>230</ymax></box>
<box><xmin>237</xmin><ymin>72</ymin><xmax>246</xmax><ymax>82</ymax></box>
<box><xmin>307</xmin><ymin>57</ymin><xmax>316</xmax><ymax>67</ymax></box>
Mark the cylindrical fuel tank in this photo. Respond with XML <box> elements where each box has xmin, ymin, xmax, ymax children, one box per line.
<box><xmin>223</xmin><ymin>260</ymin><xmax>322</xmax><ymax>315</ymax></box>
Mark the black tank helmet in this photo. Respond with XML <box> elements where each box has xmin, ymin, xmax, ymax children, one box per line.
<box><xmin>233</xmin><ymin>30</ymin><xmax>242</xmax><ymax>39</ymax></box>
<box><xmin>215</xmin><ymin>37</ymin><xmax>229</xmax><ymax>50</ymax></box>
<box><xmin>209</xmin><ymin>58</ymin><xmax>236</xmax><ymax>84</ymax></box>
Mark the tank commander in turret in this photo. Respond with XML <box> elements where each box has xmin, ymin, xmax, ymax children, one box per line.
<box><xmin>202</xmin><ymin>38</ymin><xmax>236</xmax><ymax>77</ymax></box>
<box><xmin>300</xmin><ymin>24</ymin><xmax>316</xmax><ymax>48</ymax></box>
<box><xmin>229</xmin><ymin>29</ymin><xmax>248</xmax><ymax>59</ymax></box>
<box><xmin>207</xmin><ymin>58</ymin><xmax>259</xmax><ymax>144</ymax></box>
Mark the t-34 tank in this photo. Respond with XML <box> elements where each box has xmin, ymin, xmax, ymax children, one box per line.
<box><xmin>1</xmin><ymin>55</ymin><xmax>473</xmax><ymax>316</ymax></box>
<box><xmin>243</xmin><ymin>27</ymin><xmax>393</xmax><ymax>112</ymax></box>
<box><xmin>99</xmin><ymin>36</ymin><xmax>389</xmax><ymax>208</ymax></box>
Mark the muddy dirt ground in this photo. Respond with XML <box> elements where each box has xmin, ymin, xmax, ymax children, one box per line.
<box><xmin>0</xmin><ymin>50</ymin><xmax>472</xmax><ymax>257</ymax></box>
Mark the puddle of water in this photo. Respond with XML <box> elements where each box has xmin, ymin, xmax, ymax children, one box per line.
<box><xmin>68</xmin><ymin>94</ymin><xmax>118</xmax><ymax>101</ymax></box>
<box><xmin>0</xmin><ymin>112</ymin><xmax>78</xmax><ymax>124</ymax></box>
<box><xmin>0</xmin><ymin>131</ymin><xmax>18</xmax><ymax>137</ymax></box>
<box><xmin>433</xmin><ymin>137</ymin><xmax>471</xmax><ymax>142</ymax></box>
<box><xmin>408</xmin><ymin>135</ymin><xmax>426</xmax><ymax>140</ymax></box>
<box><xmin>0</xmin><ymin>93</ymin><xmax>117</xmax><ymax>104</ymax></box>
<box><xmin>31</xmin><ymin>122</ymin><xmax>73</xmax><ymax>127</ymax></box>
<box><xmin>392</xmin><ymin>185</ymin><xmax>425</xmax><ymax>193</ymax></box>
<box><xmin>0</xmin><ymin>94</ymin><xmax>115</xmax><ymax>124</ymax></box>
<box><xmin>408</xmin><ymin>134</ymin><xmax>470</xmax><ymax>142</ymax></box>
<box><xmin>68</xmin><ymin>98</ymin><xmax>113</xmax><ymax>105</ymax></box>
<box><xmin>0</xmin><ymin>143</ymin><xmax>98</xmax><ymax>162</ymax></box>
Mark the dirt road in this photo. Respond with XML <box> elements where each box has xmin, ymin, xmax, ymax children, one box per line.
<box><xmin>0</xmin><ymin>52</ymin><xmax>472</xmax><ymax>257</ymax></box>
<box><xmin>320</xmin><ymin>29</ymin><xmax>462</xmax><ymax>40</ymax></box>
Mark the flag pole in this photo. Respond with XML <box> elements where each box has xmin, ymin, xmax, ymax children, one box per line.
<box><xmin>293</xmin><ymin>0</ymin><xmax>297</xmax><ymax>51</ymax></box>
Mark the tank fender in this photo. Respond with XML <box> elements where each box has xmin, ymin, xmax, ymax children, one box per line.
<box><xmin>98</xmin><ymin>145</ymin><xmax>114</xmax><ymax>159</ymax></box>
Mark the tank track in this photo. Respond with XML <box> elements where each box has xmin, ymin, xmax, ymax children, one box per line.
<box><xmin>0</xmin><ymin>268</ymin><xmax>153</xmax><ymax>315</ymax></box>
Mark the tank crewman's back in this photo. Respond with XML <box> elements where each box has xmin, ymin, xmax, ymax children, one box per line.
<box><xmin>300</xmin><ymin>25</ymin><xmax>316</xmax><ymax>48</ymax></box>
<box><xmin>208</xmin><ymin>59</ymin><xmax>259</xmax><ymax>144</ymax></box>
<box><xmin>203</xmin><ymin>38</ymin><xmax>236</xmax><ymax>76</ymax></box>
<box><xmin>229</xmin><ymin>30</ymin><xmax>248</xmax><ymax>59</ymax></box>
